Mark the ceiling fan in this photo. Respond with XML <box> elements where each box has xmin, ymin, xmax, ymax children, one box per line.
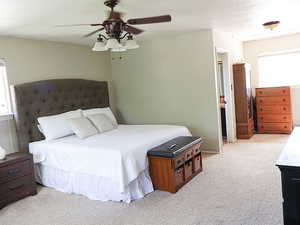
<box><xmin>59</xmin><ymin>0</ymin><xmax>172</xmax><ymax>52</ymax></box>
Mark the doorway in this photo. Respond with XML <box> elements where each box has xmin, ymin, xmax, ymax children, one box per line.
<box><xmin>216</xmin><ymin>49</ymin><xmax>236</xmax><ymax>144</ymax></box>
<box><xmin>217</xmin><ymin>60</ymin><xmax>227</xmax><ymax>142</ymax></box>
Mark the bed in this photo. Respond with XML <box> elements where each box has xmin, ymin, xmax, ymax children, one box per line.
<box><xmin>11</xmin><ymin>79</ymin><xmax>191</xmax><ymax>202</ymax></box>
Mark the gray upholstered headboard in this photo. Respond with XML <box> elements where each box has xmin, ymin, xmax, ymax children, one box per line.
<box><xmin>11</xmin><ymin>79</ymin><xmax>109</xmax><ymax>152</ymax></box>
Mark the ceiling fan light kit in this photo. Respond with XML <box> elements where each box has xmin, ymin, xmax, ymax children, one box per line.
<box><xmin>92</xmin><ymin>37</ymin><xmax>108</xmax><ymax>51</ymax></box>
<box><xmin>59</xmin><ymin>0</ymin><xmax>171</xmax><ymax>52</ymax></box>
<box><xmin>263</xmin><ymin>21</ymin><xmax>280</xmax><ymax>31</ymax></box>
<box><xmin>106</xmin><ymin>38</ymin><xmax>122</xmax><ymax>49</ymax></box>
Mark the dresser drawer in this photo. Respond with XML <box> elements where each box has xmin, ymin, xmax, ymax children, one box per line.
<box><xmin>173</xmin><ymin>154</ymin><xmax>185</xmax><ymax>169</ymax></box>
<box><xmin>0</xmin><ymin>160</ymin><xmax>32</xmax><ymax>184</ymax></box>
<box><xmin>258</xmin><ymin>114</ymin><xmax>291</xmax><ymax>123</ymax></box>
<box><xmin>258</xmin><ymin>123</ymin><xmax>292</xmax><ymax>133</ymax></box>
<box><xmin>193</xmin><ymin>143</ymin><xmax>201</xmax><ymax>155</ymax></box>
<box><xmin>184</xmin><ymin>161</ymin><xmax>193</xmax><ymax>180</ymax></box>
<box><xmin>257</xmin><ymin>105</ymin><xmax>291</xmax><ymax>114</ymax></box>
<box><xmin>256</xmin><ymin>96</ymin><xmax>290</xmax><ymax>105</ymax></box>
<box><xmin>256</xmin><ymin>87</ymin><xmax>290</xmax><ymax>97</ymax></box>
<box><xmin>185</xmin><ymin>148</ymin><xmax>194</xmax><ymax>161</ymax></box>
<box><xmin>0</xmin><ymin>175</ymin><xmax>35</xmax><ymax>202</ymax></box>
<box><xmin>194</xmin><ymin>154</ymin><xmax>202</xmax><ymax>172</ymax></box>
<box><xmin>174</xmin><ymin>167</ymin><xmax>184</xmax><ymax>187</ymax></box>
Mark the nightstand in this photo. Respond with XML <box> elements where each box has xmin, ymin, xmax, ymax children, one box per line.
<box><xmin>0</xmin><ymin>153</ymin><xmax>37</xmax><ymax>208</ymax></box>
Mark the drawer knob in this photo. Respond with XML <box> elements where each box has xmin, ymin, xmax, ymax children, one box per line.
<box><xmin>283</xmin><ymin>99</ymin><xmax>286</xmax><ymax>102</ymax></box>
<box><xmin>284</xmin><ymin>126</ymin><xmax>287</xmax><ymax>128</ymax></box>
<box><xmin>8</xmin><ymin>168</ymin><xmax>21</xmax><ymax>175</ymax></box>
<box><xmin>283</xmin><ymin>108</ymin><xmax>286</xmax><ymax>111</ymax></box>
<box><xmin>283</xmin><ymin>117</ymin><xmax>287</xmax><ymax>119</ymax></box>
<box><xmin>260</xmin><ymin>100</ymin><xmax>263</xmax><ymax>103</ymax></box>
<box><xmin>259</xmin><ymin>91</ymin><xmax>263</xmax><ymax>94</ymax></box>
<box><xmin>283</xmin><ymin>90</ymin><xmax>286</xmax><ymax>93</ymax></box>
<box><xmin>261</xmin><ymin>117</ymin><xmax>264</xmax><ymax>120</ymax></box>
<box><xmin>260</xmin><ymin>108</ymin><xmax>263</xmax><ymax>111</ymax></box>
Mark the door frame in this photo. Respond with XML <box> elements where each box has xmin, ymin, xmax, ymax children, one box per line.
<box><xmin>216</xmin><ymin>48</ymin><xmax>237</xmax><ymax>143</ymax></box>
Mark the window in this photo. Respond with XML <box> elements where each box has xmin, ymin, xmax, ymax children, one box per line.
<box><xmin>258</xmin><ymin>50</ymin><xmax>300</xmax><ymax>87</ymax></box>
<box><xmin>0</xmin><ymin>60</ymin><xmax>10</xmax><ymax>114</ymax></box>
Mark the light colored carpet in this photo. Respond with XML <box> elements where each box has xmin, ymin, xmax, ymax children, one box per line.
<box><xmin>0</xmin><ymin>134</ymin><xmax>289</xmax><ymax>225</ymax></box>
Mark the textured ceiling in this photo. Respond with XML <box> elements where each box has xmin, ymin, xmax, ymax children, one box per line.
<box><xmin>1</xmin><ymin>0</ymin><xmax>300</xmax><ymax>45</ymax></box>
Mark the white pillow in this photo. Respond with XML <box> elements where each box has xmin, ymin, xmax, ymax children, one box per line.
<box><xmin>37</xmin><ymin>109</ymin><xmax>82</xmax><ymax>140</ymax></box>
<box><xmin>87</xmin><ymin>113</ymin><xmax>117</xmax><ymax>133</ymax></box>
<box><xmin>68</xmin><ymin>117</ymin><xmax>98</xmax><ymax>139</ymax></box>
<box><xmin>83</xmin><ymin>107</ymin><xmax>118</xmax><ymax>126</ymax></box>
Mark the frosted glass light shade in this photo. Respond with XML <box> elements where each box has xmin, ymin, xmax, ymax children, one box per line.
<box><xmin>106</xmin><ymin>38</ymin><xmax>121</xmax><ymax>49</ymax></box>
<box><xmin>125</xmin><ymin>39</ymin><xmax>139</xmax><ymax>49</ymax></box>
<box><xmin>111</xmin><ymin>45</ymin><xmax>127</xmax><ymax>52</ymax></box>
<box><xmin>92</xmin><ymin>41</ymin><xmax>108</xmax><ymax>51</ymax></box>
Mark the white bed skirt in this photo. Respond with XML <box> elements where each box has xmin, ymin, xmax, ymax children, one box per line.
<box><xmin>35</xmin><ymin>164</ymin><xmax>154</xmax><ymax>203</ymax></box>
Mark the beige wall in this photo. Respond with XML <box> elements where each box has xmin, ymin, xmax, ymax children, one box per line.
<box><xmin>244</xmin><ymin>33</ymin><xmax>300</xmax><ymax>125</ymax></box>
<box><xmin>0</xmin><ymin>36</ymin><xmax>112</xmax><ymax>153</ymax></box>
<box><xmin>111</xmin><ymin>30</ymin><xmax>221</xmax><ymax>152</ymax></box>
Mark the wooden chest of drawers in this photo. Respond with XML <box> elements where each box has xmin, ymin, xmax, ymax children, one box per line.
<box><xmin>256</xmin><ymin>86</ymin><xmax>292</xmax><ymax>134</ymax></box>
<box><xmin>148</xmin><ymin>137</ymin><xmax>203</xmax><ymax>193</ymax></box>
<box><xmin>0</xmin><ymin>153</ymin><xmax>37</xmax><ymax>209</ymax></box>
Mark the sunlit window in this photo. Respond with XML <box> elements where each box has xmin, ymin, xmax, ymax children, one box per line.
<box><xmin>0</xmin><ymin>60</ymin><xmax>10</xmax><ymax>114</ymax></box>
<box><xmin>258</xmin><ymin>50</ymin><xmax>300</xmax><ymax>87</ymax></box>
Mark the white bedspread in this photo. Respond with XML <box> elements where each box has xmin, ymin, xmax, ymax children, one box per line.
<box><xmin>29</xmin><ymin>125</ymin><xmax>191</xmax><ymax>192</ymax></box>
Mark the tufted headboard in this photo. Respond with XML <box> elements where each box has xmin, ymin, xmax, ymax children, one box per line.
<box><xmin>11</xmin><ymin>79</ymin><xmax>109</xmax><ymax>152</ymax></box>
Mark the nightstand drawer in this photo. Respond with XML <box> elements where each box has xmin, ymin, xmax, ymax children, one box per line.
<box><xmin>0</xmin><ymin>175</ymin><xmax>35</xmax><ymax>201</ymax></box>
<box><xmin>0</xmin><ymin>160</ymin><xmax>31</xmax><ymax>184</ymax></box>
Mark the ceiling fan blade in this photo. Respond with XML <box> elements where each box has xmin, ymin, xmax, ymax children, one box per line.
<box><xmin>55</xmin><ymin>23</ymin><xmax>103</xmax><ymax>27</ymax></box>
<box><xmin>124</xmin><ymin>25</ymin><xmax>144</xmax><ymax>35</ymax></box>
<box><xmin>83</xmin><ymin>27</ymin><xmax>105</xmax><ymax>38</ymax></box>
<box><xmin>127</xmin><ymin>15</ymin><xmax>171</xmax><ymax>25</ymax></box>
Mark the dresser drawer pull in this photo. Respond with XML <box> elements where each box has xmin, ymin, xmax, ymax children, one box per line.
<box><xmin>9</xmin><ymin>184</ymin><xmax>25</xmax><ymax>191</ymax></box>
<box><xmin>283</xmin><ymin>107</ymin><xmax>286</xmax><ymax>111</ymax></box>
<box><xmin>283</xmin><ymin>99</ymin><xmax>286</xmax><ymax>102</ymax></box>
<box><xmin>8</xmin><ymin>168</ymin><xmax>21</xmax><ymax>175</ymax></box>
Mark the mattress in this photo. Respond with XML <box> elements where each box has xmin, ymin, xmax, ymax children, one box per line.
<box><xmin>30</xmin><ymin>125</ymin><xmax>191</xmax><ymax>193</ymax></box>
